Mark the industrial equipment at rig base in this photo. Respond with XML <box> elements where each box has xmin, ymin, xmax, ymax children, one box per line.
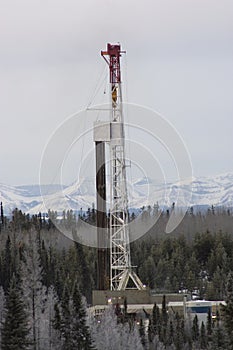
<box><xmin>94</xmin><ymin>43</ymin><xmax>144</xmax><ymax>291</ymax></box>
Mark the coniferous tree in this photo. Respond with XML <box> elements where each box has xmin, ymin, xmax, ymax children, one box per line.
<box><xmin>166</xmin><ymin>320</ymin><xmax>174</xmax><ymax>347</ymax></box>
<box><xmin>89</xmin><ymin>308</ymin><xmax>142</xmax><ymax>350</ymax></box>
<box><xmin>149</xmin><ymin>303</ymin><xmax>161</xmax><ymax>342</ymax></box>
<box><xmin>53</xmin><ymin>302</ymin><xmax>61</xmax><ymax>333</ymax></box>
<box><xmin>200</xmin><ymin>322</ymin><xmax>207</xmax><ymax>349</ymax></box>
<box><xmin>39</xmin><ymin>239</ymin><xmax>49</xmax><ymax>287</ymax></box>
<box><xmin>206</xmin><ymin>307</ymin><xmax>212</xmax><ymax>341</ymax></box>
<box><xmin>161</xmin><ymin>295</ymin><xmax>168</xmax><ymax>343</ymax></box>
<box><xmin>40</xmin><ymin>286</ymin><xmax>59</xmax><ymax>350</ymax></box>
<box><xmin>148</xmin><ymin>319</ymin><xmax>153</xmax><ymax>343</ymax></box>
<box><xmin>74</xmin><ymin>242</ymin><xmax>93</xmax><ymax>303</ymax></box>
<box><xmin>54</xmin><ymin>267</ymin><xmax>63</xmax><ymax>300</ymax></box>
<box><xmin>222</xmin><ymin>271</ymin><xmax>233</xmax><ymax>349</ymax></box>
<box><xmin>174</xmin><ymin>313</ymin><xmax>184</xmax><ymax>350</ymax></box>
<box><xmin>1</xmin><ymin>202</ymin><xmax>4</xmax><ymax>228</ymax></box>
<box><xmin>1</xmin><ymin>275</ymin><xmax>30</xmax><ymax>350</ymax></box>
<box><xmin>2</xmin><ymin>236</ymin><xmax>12</xmax><ymax>291</ymax></box>
<box><xmin>60</xmin><ymin>283</ymin><xmax>72</xmax><ymax>350</ymax></box>
<box><xmin>71</xmin><ymin>282</ymin><xmax>94</xmax><ymax>349</ymax></box>
<box><xmin>139</xmin><ymin>318</ymin><xmax>146</xmax><ymax>348</ymax></box>
<box><xmin>21</xmin><ymin>235</ymin><xmax>46</xmax><ymax>350</ymax></box>
<box><xmin>0</xmin><ymin>286</ymin><xmax>5</xmax><ymax>345</ymax></box>
<box><xmin>209</xmin><ymin>325</ymin><xmax>227</xmax><ymax>350</ymax></box>
<box><xmin>151</xmin><ymin>335</ymin><xmax>165</xmax><ymax>350</ymax></box>
<box><xmin>52</xmin><ymin>301</ymin><xmax>63</xmax><ymax>349</ymax></box>
<box><xmin>192</xmin><ymin>315</ymin><xmax>199</xmax><ymax>342</ymax></box>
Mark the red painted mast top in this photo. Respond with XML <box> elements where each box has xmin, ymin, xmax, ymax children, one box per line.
<box><xmin>101</xmin><ymin>43</ymin><xmax>126</xmax><ymax>84</ymax></box>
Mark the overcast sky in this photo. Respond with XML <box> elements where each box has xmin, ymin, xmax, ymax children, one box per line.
<box><xmin>0</xmin><ymin>0</ymin><xmax>232</xmax><ymax>185</ymax></box>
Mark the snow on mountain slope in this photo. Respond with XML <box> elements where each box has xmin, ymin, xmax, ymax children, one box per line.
<box><xmin>190</xmin><ymin>173</ymin><xmax>233</xmax><ymax>206</ymax></box>
<box><xmin>0</xmin><ymin>173</ymin><xmax>232</xmax><ymax>216</ymax></box>
<box><xmin>0</xmin><ymin>184</ymin><xmax>41</xmax><ymax>215</ymax></box>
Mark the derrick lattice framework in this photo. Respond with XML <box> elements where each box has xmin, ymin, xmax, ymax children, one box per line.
<box><xmin>100</xmin><ymin>43</ymin><xmax>144</xmax><ymax>291</ymax></box>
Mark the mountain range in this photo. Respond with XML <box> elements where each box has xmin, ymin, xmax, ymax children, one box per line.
<box><xmin>0</xmin><ymin>172</ymin><xmax>233</xmax><ymax>217</ymax></box>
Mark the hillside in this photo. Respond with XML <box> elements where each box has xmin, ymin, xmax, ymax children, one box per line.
<box><xmin>0</xmin><ymin>172</ymin><xmax>232</xmax><ymax>216</ymax></box>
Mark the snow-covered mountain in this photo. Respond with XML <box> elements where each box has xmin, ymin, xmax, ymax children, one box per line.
<box><xmin>0</xmin><ymin>173</ymin><xmax>233</xmax><ymax>216</ymax></box>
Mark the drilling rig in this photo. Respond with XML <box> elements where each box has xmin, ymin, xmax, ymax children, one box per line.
<box><xmin>91</xmin><ymin>44</ymin><xmax>189</xmax><ymax>312</ymax></box>
<box><xmin>94</xmin><ymin>43</ymin><xmax>144</xmax><ymax>291</ymax></box>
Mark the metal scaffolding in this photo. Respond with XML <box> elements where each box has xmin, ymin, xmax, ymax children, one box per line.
<box><xmin>98</xmin><ymin>43</ymin><xmax>144</xmax><ymax>291</ymax></box>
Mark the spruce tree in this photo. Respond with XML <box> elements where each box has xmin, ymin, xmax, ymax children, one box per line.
<box><xmin>1</xmin><ymin>275</ymin><xmax>30</xmax><ymax>349</ymax></box>
<box><xmin>161</xmin><ymin>295</ymin><xmax>168</xmax><ymax>343</ymax></box>
<box><xmin>200</xmin><ymin>322</ymin><xmax>207</xmax><ymax>349</ymax></box>
<box><xmin>166</xmin><ymin>320</ymin><xmax>174</xmax><ymax>346</ymax></box>
<box><xmin>174</xmin><ymin>313</ymin><xmax>184</xmax><ymax>350</ymax></box>
<box><xmin>0</xmin><ymin>286</ymin><xmax>5</xmax><ymax>346</ymax></box>
<box><xmin>89</xmin><ymin>308</ymin><xmax>142</xmax><ymax>350</ymax></box>
<box><xmin>152</xmin><ymin>303</ymin><xmax>161</xmax><ymax>338</ymax></box>
<box><xmin>60</xmin><ymin>283</ymin><xmax>72</xmax><ymax>349</ymax></box>
<box><xmin>1</xmin><ymin>202</ymin><xmax>4</xmax><ymax>228</ymax></box>
<box><xmin>53</xmin><ymin>302</ymin><xmax>61</xmax><ymax>333</ymax></box>
<box><xmin>148</xmin><ymin>319</ymin><xmax>153</xmax><ymax>343</ymax></box>
<box><xmin>52</xmin><ymin>302</ymin><xmax>63</xmax><ymax>349</ymax></box>
<box><xmin>40</xmin><ymin>286</ymin><xmax>59</xmax><ymax>350</ymax></box>
<box><xmin>139</xmin><ymin>318</ymin><xmax>146</xmax><ymax>348</ymax></box>
<box><xmin>3</xmin><ymin>236</ymin><xmax>12</xmax><ymax>291</ymax></box>
<box><xmin>21</xmin><ymin>235</ymin><xmax>46</xmax><ymax>350</ymax></box>
<box><xmin>222</xmin><ymin>271</ymin><xmax>233</xmax><ymax>349</ymax></box>
<box><xmin>71</xmin><ymin>282</ymin><xmax>94</xmax><ymax>349</ymax></box>
<box><xmin>210</xmin><ymin>325</ymin><xmax>227</xmax><ymax>350</ymax></box>
<box><xmin>206</xmin><ymin>307</ymin><xmax>212</xmax><ymax>339</ymax></box>
<box><xmin>192</xmin><ymin>315</ymin><xmax>199</xmax><ymax>342</ymax></box>
<box><xmin>74</xmin><ymin>242</ymin><xmax>93</xmax><ymax>303</ymax></box>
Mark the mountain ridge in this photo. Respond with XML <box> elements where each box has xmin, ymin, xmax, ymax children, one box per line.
<box><xmin>0</xmin><ymin>172</ymin><xmax>232</xmax><ymax>216</ymax></box>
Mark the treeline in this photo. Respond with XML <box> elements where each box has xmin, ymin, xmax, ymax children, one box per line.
<box><xmin>0</xmin><ymin>231</ymin><xmax>232</xmax><ymax>350</ymax></box>
<box><xmin>0</xmin><ymin>205</ymin><xmax>232</xmax><ymax>348</ymax></box>
<box><xmin>144</xmin><ymin>294</ymin><xmax>226</xmax><ymax>350</ymax></box>
<box><xmin>0</xmin><ymin>206</ymin><xmax>233</xmax><ymax>301</ymax></box>
<box><xmin>1</xmin><ymin>203</ymin><xmax>232</xmax><ymax>239</ymax></box>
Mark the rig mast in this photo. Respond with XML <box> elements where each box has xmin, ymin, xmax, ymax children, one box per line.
<box><xmin>97</xmin><ymin>43</ymin><xmax>144</xmax><ymax>291</ymax></box>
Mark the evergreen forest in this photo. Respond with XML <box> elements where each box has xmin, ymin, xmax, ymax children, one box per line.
<box><xmin>0</xmin><ymin>204</ymin><xmax>232</xmax><ymax>349</ymax></box>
